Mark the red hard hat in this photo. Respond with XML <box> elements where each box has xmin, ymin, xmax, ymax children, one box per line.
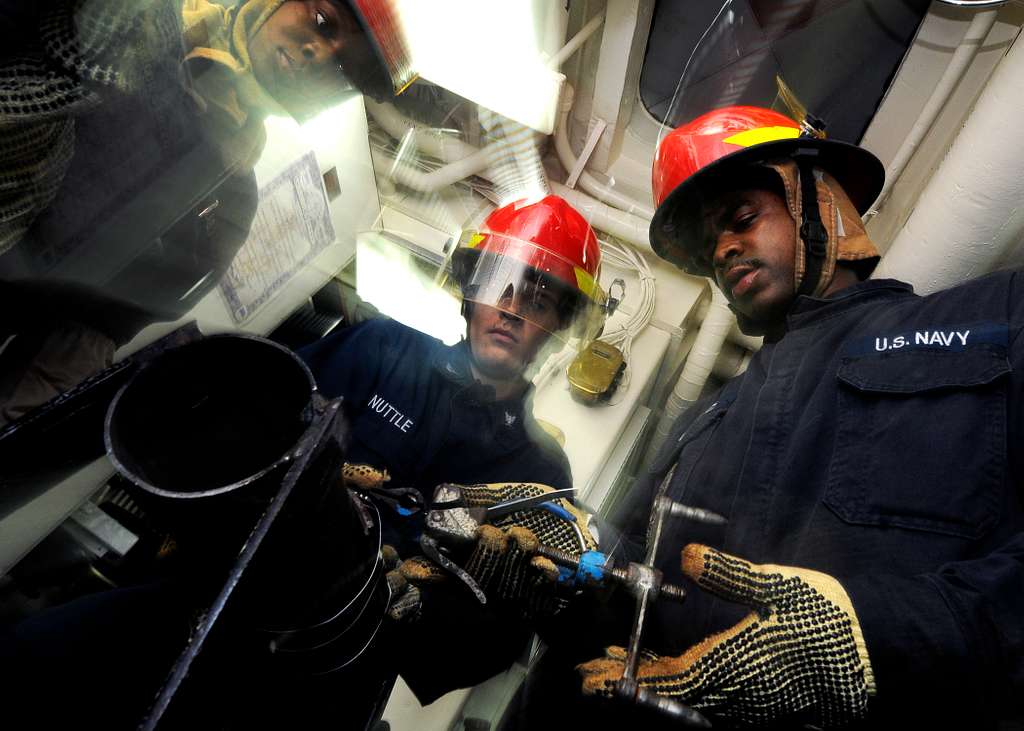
<box><xmin>349</xmin><ymin>0</ymin><xmax>418</xmax><ymax>95</ymax></box>
<box><xmin>460</xmin><ymin>195</ymin><xmax>602</xmax><ymax>304</ymax></box>
<box><xmin>649</xmin><ymin>105</ymin><xmax>884</xmax><ymax>274</ymax></box>
<box><xmin>652</xmin><ymin>106</ymin><xmax>801</xmax><ymax>209</ymax></box>
<box><xmin>447</xmin><ymin>195</ymin><xmax>607</xmax><ymax>343</ymax></box>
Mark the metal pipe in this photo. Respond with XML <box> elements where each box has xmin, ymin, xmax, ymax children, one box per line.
<box><xmin>935</xmin><ymin>0</ymin><xmax>1009</xmax><ymax>7</ymax></box>
<box><xmin>873</xmin><ymin>25</ymin><xmax>1024</xmax><ymax>293</ymax></box>
<box><xmin>645</xmin><ymin>287</ymin><xmax>734</xmax><ymax>461</ymax></box>
<box><xmin>549</xmin><ymin>181</ymin><xmax>653</xmax><ymax>251</ymax></box>
<box><xmin>548</xmin><ymin>13</ymin><xmax>605</xmax><ymax>68</ymax></box>
<box><xmin>366</xmin><ymin>100</ymin><xmax>507</xmax><ymax>190</ymax></box>
<box><xmin>369</xmin><ymin>145</ymin><xmax>489</xmax><ymax>194</ymax></box>
<box><xmin>555</xmin><ymin>84</ymin><xmax>656</xmax><ymax>219</ymax></box>
<box><xmin>366</xmin><ymin>99</ymin><xmax>479</xmax><ymax>162</ymax></box>
<box><xmin>694</xmin><ymin>291</ymin><xmax>763</xmax><ymax>352</ymax></box>
<box><xmin>869</xmin><ymin>6</ymin><xmax>999</xmax><ymax>216</ymax></box>
<box><xmin>368</xmin><ymin>98</ymin><xmax>653</xmax><ymax>249</ymax></box>
<box><xmin>711</xmin><ymin>341</ymin><xmax>752</xmax><ymax>381</ymax></box>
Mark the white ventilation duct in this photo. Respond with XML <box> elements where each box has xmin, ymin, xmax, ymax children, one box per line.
<box><xmin>873</xmin><ymin>28</ymin><xmax>1024</xmax><ymax>293</ymax></box>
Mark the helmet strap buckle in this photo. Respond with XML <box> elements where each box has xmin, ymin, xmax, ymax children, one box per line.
<box><xmin>604</xmin><ymin>278</ymin><xmax>626</xmax><ymax>317</ymax></box>
<box><xmin>799</xmin><ymin>220</ymin><xmax>828</xmax><ymax>257</ymax></box>
<box><xmin>795</xmin><ymin>156</ymin><xmax>828</xmax><ymax>297</ymax></box>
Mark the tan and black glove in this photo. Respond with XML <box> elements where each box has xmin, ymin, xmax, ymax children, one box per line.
<box><xmin>341</xmin><ymin>462</ymin><xmax>391</xmax><ymax>490</ymax></box>
<box><xmin>381</xmin><ymin>544</ymin><xmax>425</xmax><ymax>623</ymax></box>
<box><xmin>578</xmin><ymin>544</ymin><xmax>876</xmax><ymax>728</ymax></box>
<box><xmin>410</xmin><ymin>482</ymin><xmax>599</xmax><ymax>617</ymax></box>
<box><xmin>342</xmin><ymin>462</ymin><xmax>424</xmax><ymax>517</ymax></box>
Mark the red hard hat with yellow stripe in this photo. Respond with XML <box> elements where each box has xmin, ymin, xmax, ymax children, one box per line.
<box><xmin>448</xmin><ymin>195</ymin><xmax>608</xmax><ymax>345</ymax></box>
<box><xmin>650</xmin><ymin>105</ymin><xmax>883</xmax><ymax>277</ymax></box>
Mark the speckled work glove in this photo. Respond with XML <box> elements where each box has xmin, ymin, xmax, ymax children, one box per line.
<box><xmin>578</xmin><ymin>544</ymin><xmax>876</xmax><ymax>729</ymax></box>
<box><xmin>413</xmin><ymin>482</ymin><xmax>599</xmax><ymax>616</ymax></box>
<box><xmin>341</xmin><ymin>463</ymin><xmax>390</xmax><ymax>490</ymax></box>
<box><xmin>381</xmin><ymin>545</ymin><xmax>424</xmax><ymax>623</ymax></box>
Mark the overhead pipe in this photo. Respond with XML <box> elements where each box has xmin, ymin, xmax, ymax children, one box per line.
<box><xmin>555</xmin><ymin>85</ymin><xmax>656</xmax><ymax>219</ymax></box>
<box><xmin>370</xmin><ymin>147</ymin><xmax>451</xmax><ymax>195</ymax></box>
<box><xmin>366</xmin><ymin>100</ymin><xmax>507</xmax><ymax>190</ymax></box>
<box><xmin>368</xmin><ymin>105</ymin><xmax>655</xmax><ymax>252</ymax></box>
<box><xmin>693</xmin><ymin>295</ymin><xmax>764</xmax><ymax>352</ymax></box>
<box><xmin>550</xmin><ymin>181</ymin><xmax>653</xmax><ymax>252</ymax></box>
<box><xmin>548</xmin><ymin>13</ymin><xmax>605</xmax><ymax>69</ymax></box>
<box><xmin>711</xmin><ymin>341</ymin><xmax>753</xmax><ymax>381</ymax></box>
<box><xmin>366</xmin><ymin>99</ymin><xmax>479</xmax><ymax>162</ymax></box>
<box><xmin>727</xmin><ymin>321</ymin><xmax>763</xmax><ymax>352</ymax></box>
<box><xmin>644</xmin><ymin>287</ymin><xmax>734</xmax><ymax>463</ymax></box>
<box><xmin>368</xmin><ymin>89</ymin><xmax>655</xmax><ymax>223</ymax></box>
<box><xmin>367</xmin><ymin>144</ymin><xmax>492</xmax><ymax>194</ymax></box>
<box><xmin>935</xmin><ymin>0</ymin><xmax>1010</xmax><ymax>7</ymax></box>
<box><xmin>873</xmin><ymin>26</ymin><xmax>1024</xmax><ymax>293</ymax></box>
<box><xmin>369</xmin><ymin>98</ymin><xmax>549</xmax><ymax>205</ymax></box>
<box><xmin>869</xmin><ymin>6</ymin><xmax>999</xmax><ymax>218</ymax></box>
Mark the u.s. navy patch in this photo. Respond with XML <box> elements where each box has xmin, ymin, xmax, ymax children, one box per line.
<box><xmin>844</xmin><ymin>323</ymin><xmax>1007</xmax><ymax>357</ymax></box>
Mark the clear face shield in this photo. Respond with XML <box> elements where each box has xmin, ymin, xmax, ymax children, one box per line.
<box><xmin>655</xmin><ymin>0</ymin><xmax>930</xmax><ymax>153</ymax></box>
<box><xmin>654</xmin><ymin>0</ymin><xmax>905</xmax><ymax>273</ymax></box>
<box><xmin>440</xmin><ymin>231</ymin><xmax>609</xmax><ymax>377</ymax></box>
<box><xmin>655</xmin><ymin>2</ymin><xmax>837</xmax><ymax>151</ymax></box>
<box><xmin>649</xmin><ymin>1</ymin><xmax>825</xmax><ymax>280</ymax></box>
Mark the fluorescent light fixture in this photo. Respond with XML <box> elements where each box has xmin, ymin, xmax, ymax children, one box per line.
<box><xmin>397</xmin><ymin>0</ymin><xmax>565</xmax><ymax>134</ymax></box>
<box><xmin>355</xmin><ymin>231</ymin><xmax>465</xmax><ymax>345</ymax></box>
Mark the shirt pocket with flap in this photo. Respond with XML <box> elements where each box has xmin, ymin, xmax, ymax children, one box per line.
<box><xmin>824</xmin><ymin>341</ymin><xmax>1010</xmax><ymax>540</ymax></box>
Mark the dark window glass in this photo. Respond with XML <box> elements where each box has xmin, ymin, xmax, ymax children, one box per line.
<box><xmin>640</xmin><ymin>0</ymin><xmax>931</xmax><ymax>142</ymax></box>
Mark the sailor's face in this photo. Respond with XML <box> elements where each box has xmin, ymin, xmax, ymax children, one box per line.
<box><xmin>467</xmin><ymin>291</ymin><xmax>558</xmax><ymax>381</ymax></box>
<box><xmin>249</xmin><ymin>1</ymin><xmax>372</xmax><ymax>116</ymax></box>
<box><xmin>703</xmin><ymin>187</ymin><xmax>797</xmax><ymax>329</ymax></box>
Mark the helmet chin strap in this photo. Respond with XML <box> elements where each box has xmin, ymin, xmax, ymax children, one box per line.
<box><xmin>795</xmin><ymin>153</ymin><xmax>829</xmax><ymax>298</ymax></box>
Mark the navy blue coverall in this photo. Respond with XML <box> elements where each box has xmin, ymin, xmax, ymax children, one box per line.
<box><xmin>297</xmin><ymin>316</ymin><xmax>572</xmax><ymax>708</ymax></box>
<box><xmin>612</xmin><ymin>273</ymin><xmax>1024</xmax><ymax>727</ymax></box>
<box><xmin>300</xmin><ymin>317</ymin><xmax>571</xmax><ymax>543</ymax></box>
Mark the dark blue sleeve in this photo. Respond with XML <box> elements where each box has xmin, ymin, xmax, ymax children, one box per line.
<box><xmin>0</xmin><ymin>0</ymin><xmax>41</xmax><ymax>47</ymax></box>
<box><xmin>297</xmin><ymin>318</ymin><xmax>395</xmax><ymax>408</ymax></box>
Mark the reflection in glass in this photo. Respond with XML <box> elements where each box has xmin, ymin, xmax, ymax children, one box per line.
<box><xmin>0</xmin><ymin>0</ymin><xmax>411</xmax><ymax>426</ymax></box>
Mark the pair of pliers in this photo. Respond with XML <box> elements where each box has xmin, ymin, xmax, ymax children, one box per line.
<box><xmin>419</xmin><ymin>485</ymin><xmax>579</xmax><ymax>603</ymax></box>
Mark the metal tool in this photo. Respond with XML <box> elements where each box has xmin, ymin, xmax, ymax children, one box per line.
<box><xmin>420</xmin><ymin>484</ymin><xmax>580</xmax><ymax>604</ymax></box>
<box><xmin>484</xmin><ymin>487</ymin><xmax>579</xmax><ymax>520</ymax></box>
<box><xmin>424</xmin><ymin>484</ymin><xmax>578</xmax><ymax>546</ymax></box>
<box><xmin>424</xmin><ymin>483</ymin><xmax>724</xmax><ymax>726</ymax></box>
<box><xmin>535</xmin><ymin>545</ymin><xmax>685</xmax><ymax>601</ymax></box>
<box><xmin>535</xmin><ymin>494</ymin><xmax>725</xmax><ymax>728</ymax></box>
<box><xmin>619</xmin><ymin>495</ymin><xmax>721</xmax><ymax>727</ymax></box>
